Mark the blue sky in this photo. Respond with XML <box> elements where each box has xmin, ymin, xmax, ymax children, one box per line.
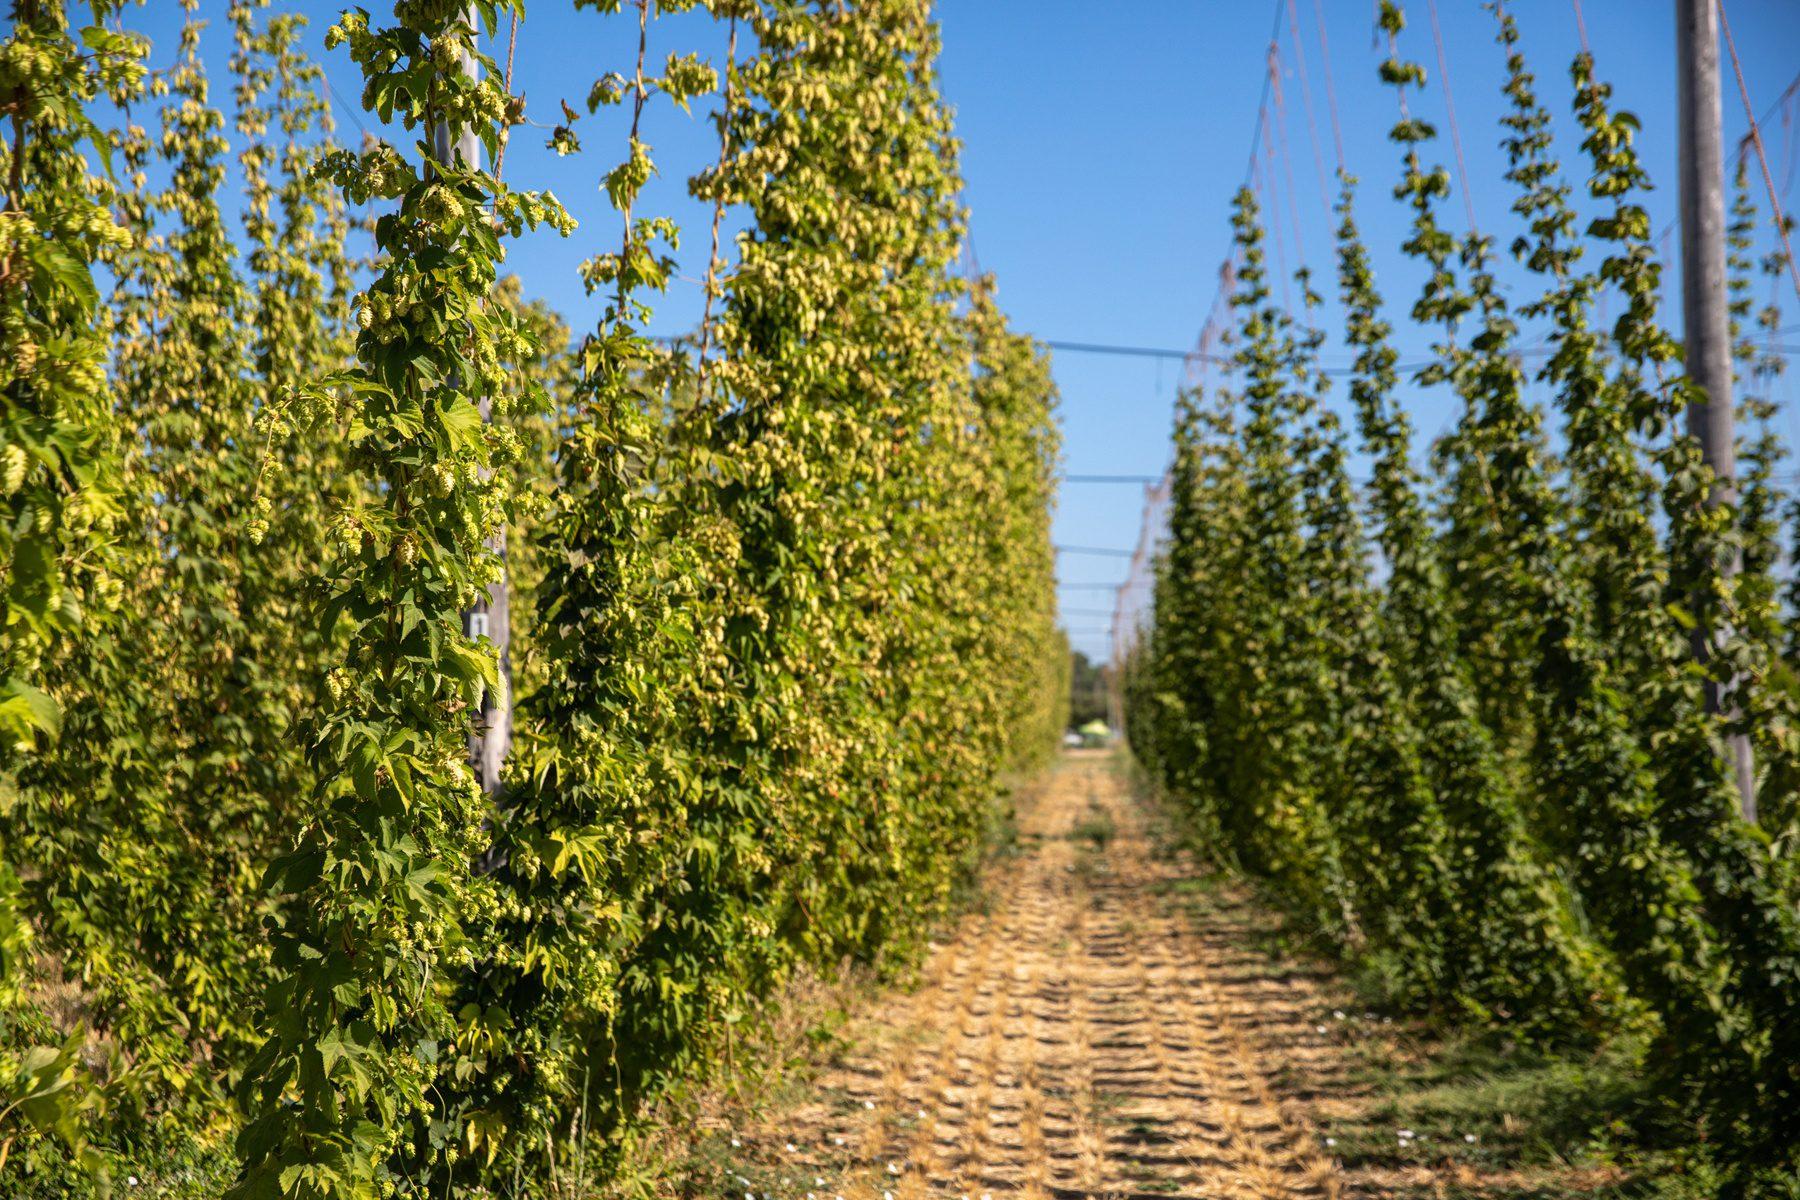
<box><xmin>929</xmin><ymin>1</ymin><xmax>1800</xmax><ymax>664</ymax></box>
<box><xmin>132</xmin><ymin>1</ymin><xmax>1800</xmax><ymax>665</ymax></box>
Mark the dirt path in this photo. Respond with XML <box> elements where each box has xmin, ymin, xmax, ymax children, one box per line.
<box><xmin>724</xmin><ymin>752</ymin><xmax>1343</xmax><ymax>1199</ymax></box>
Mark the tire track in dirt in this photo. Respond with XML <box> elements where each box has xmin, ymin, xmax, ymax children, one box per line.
<box><xmin>739</xmin><ymin>752</ymin><xmax>1342</xmax><ymax>1199</ymax></box>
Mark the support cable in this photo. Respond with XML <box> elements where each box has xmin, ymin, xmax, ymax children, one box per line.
<box><xmin>1285</xmin><ymin>0</ymin><xmax>1334</xmax><ymax>219</ymax></box>
<box><xmin>1255</xmin><ymin>123</ymin><xmax>1293</xmax><ymax>309</ymax></box>
<box><xmin>1717</xmin><ymin>0</ymin><xmax>1800</xmax><ymax>307</ymax></box>
<box><xmin>1569</xmin><ymin>0</ymin><xmax>1592</xmax><ymax>56</ymax></box>
<box><xmin>490</xmin><ymin>8</ymin><xmax>520</xmax><ymax>195</ymax></box>
<box><xmin>1425</xmin><ymin>0</ymin><xmax>1479</xmax><ymax>234</ymax></box>
<box><xmin>1651</xmin><ymin>72</ymin><xmax>1800</xmax><ymax>263</ymax></box>
<box><xmin>695</xmin><ymin>14</ymin><xmax>740</xmax><ymax>388</ymax></box>
<box><xmin>1269</xmin><ymin>40</ymin><xmax>1312</xmax><ymax>267</ymax></box>
<box><xmin>1057</xmin><ymin>545</ymin><xmax>1137</xmax><ymax>559</ymax></box>
<box><xmin>1040</xmin><ymin>336</ymin><xmax>1796</xmax><ymax>370</ymax></box>
<box><xmin>1312</xmin><ymin>0</ymin><xmax>1347</xmax><ymax>171</ymax></box>
<box><xmin>1782</xmin><ymin>85</ymin><xmax>1795</xmax><ymax>194</ymax></box>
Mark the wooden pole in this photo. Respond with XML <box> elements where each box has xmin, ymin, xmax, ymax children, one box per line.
<box><xmin>1676</xmin><ymin>0</ymin><xmax>1754</xmax><ymax>819</ymax></box>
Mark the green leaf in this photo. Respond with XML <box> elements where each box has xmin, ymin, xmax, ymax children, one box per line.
<box><xmin>0</xmin><ymin>678</ymin><xmax>62</xmax><ymax>741</ymax></box>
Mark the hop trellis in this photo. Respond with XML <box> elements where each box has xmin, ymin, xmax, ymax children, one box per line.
<box><xmin>1124</xmin><ymin>0</ymin><xmax>1800</xmax><ymax>1179</ymax></box>
<box><xmin>0</xmin><ymin>0</ymin><xmax>1063</xmax><ymax>1193</ymax></box>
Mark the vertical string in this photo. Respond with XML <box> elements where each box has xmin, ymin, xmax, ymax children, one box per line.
<box><xmin>1312</xmin><ymin>0</ymin><xmax>1347</xmax><ymax>173</ymax></box>
<box><xmin>490</xmin><ymin>8</ymin><xmax>520</xmax><ymax>203</ymax></box>
<box><xmin>617</xmin><ymin>0</ymin><xmax>650</xmax><ymax>320</ymax></box>
<box><xmin>1258</xmin><ymin>110</ymin><xmax>1293</xmax><ymax>312</ymax></box>
<box><xmin>1663</xmin><ymin>226</ymin><xmax>1676</xmax><ymax>308</ymax></box>
<box><xmin>1424</xmin><ymin>0</ymin><xmax>1479</xmax><ymax>235</ymax></box>
<box><xmin>696</xmin><ymin>14</ymin><xmax>739</xmax><ymax>391</ymax></box>
<box><xmin>1284</xmin><ymin>0</ymin><xmax>1333</xmax><ymax>218</ymax></box>
<box><xmin>1569</xmin><ymin>0</ymin><xmax>1592</xmax><ymax>56</ymax></box>
<box><xmin>1269</xmin><ymin>41</ymin><xmax>1309</xmax><ymax>270</ymax></box>
<box><xmin>1718</xmin><ymin>0</ymin><xmax>1800</xmax><ymax>306</ymax></box>
<box><xmin>1780</xmin><ymin>87</ymin><xmax>1795</xmax><ymax>195</ymax></box>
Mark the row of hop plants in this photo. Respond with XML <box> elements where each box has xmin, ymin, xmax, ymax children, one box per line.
<box><xmin>0</xmin><ymin>0</ymin><xmax>1068</xmax><ymax>1194</ymax></box>
<box><xmin>1124</xmin><ymin>0</ymin><xmax>1800</xmax><ymax>1187</ymax></box>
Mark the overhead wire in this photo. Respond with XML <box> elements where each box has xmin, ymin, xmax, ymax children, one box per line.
<box><xmin>1043</xmin><ymin>336</ymin><xmax>1795</xmax><ymax>372</ymax></box>
<box><xmin>1057</xmin><ymin>544</ymin><xmax>1138</xmax><ymax>559</ymax></box>
<box><xmin>1045</xmin><ymin>339</ymin><xmax>1196</xmax><ymax>362</ymax></box>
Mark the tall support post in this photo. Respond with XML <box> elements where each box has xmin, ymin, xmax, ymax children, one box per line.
<box><xmin>1105</xmin><ymin>651</ymin><xmax>1123</xmax><ymax>743</ymax></box>
<box><xmin>433</xmin><ymin>7</ymin><xmax>510</xmax><ymax>793</ymax></box>
<box><xmin>1676</xmin><ymin>0</ymin><xmax>1754</xmax><ymax>819</ymax></box>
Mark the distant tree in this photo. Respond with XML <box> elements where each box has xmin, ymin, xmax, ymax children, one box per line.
<box><xmin>1068</xmin><ymin>650</ymin><xmax>1109</xmax><ymax>727</ymax></box>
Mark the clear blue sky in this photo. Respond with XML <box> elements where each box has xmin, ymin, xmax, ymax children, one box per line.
<box><xmin>929</xmin><ymin>1</ymin><xmax>1800</xmax><ymax>664</ymax></box>
<box><xmin>135</xmin><ymin>1</ymin><xmax>1800</xmax><ymax>665</ymax></box>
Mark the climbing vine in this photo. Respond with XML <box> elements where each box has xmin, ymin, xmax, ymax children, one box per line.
<box><xmin>0</xmin><ymin>0</ymin><xmax>144</xmax><ymax>1177</ymax></box>
<box><xmin>229</xmin><ymin>2</ymin><xmax>573</xmax><ymax>1193</ymax></box>
<box><xmin>0</xmin><ymin>0</ymin><xmax>1056</xmax><ymax>1191</ymax></box>
<box><xmin>1127</xmin><ymin>0</ymin><xmax>1800</xmax><ymax>1180</ymax></box>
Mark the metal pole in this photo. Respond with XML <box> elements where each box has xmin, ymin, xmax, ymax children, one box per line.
<box><xmin>435</xmin><ymin>8</ymin><xmax>510</xmax><ymax>794</ymax></box>
<box><xmin>1676</xmin><ymin>0</ymin><xmax>1754</xmax><ymax>819</ymax></box>
<box><xmin>1104</xmin><ymin>665</ymin><xmax>1118</xmax><ymax>740</ymax></box>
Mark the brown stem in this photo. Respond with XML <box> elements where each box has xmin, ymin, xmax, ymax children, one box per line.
<box><xmin>490</xmin><ymin>7</ymin><xmax>520</xmax><ymax>214</ymax></box>
<box><xmin>6</xmin><ymin>93</ymin><xmax>28</xmax><ymax>213</ymax></box>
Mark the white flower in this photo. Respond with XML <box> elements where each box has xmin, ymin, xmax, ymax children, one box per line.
<box><xmin>1325</xmin><ymin>1137</ymin><xmax>1336</xmax><ymax>1147</ymax></box>
<box><xmin>127</xmin><ymin>1179</ymin><xmax>140</xmax><ymax>1189</ymax></box>
<box><xmin>1333</xmin><ymin>1010</ymin><xmax>1346</xmax><ymax>1020</ymax></box>
<box><xmin>887</xmin><ymin>1162</ymin><xmax>901</xmax><ymax>1175</ymax></box>
<box><xmin>863</xmin><ymin>1100</ymin><xmax>875</xmax><ymax>1110</ymax></box>
<box><xmin>786</xmin><ymin>1143</ymin><xmax>797</xmax><ymax>1152</ymax></box>
<box><xmin>732</xmin><ymin>1137</ymin><xmax>742</xmax><ymax>1147</ymax></box>
<box><xmin>1464</xmin><ymin>1133</ymin><xmax>1478</xmax><ymax>1143</ymax></box>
